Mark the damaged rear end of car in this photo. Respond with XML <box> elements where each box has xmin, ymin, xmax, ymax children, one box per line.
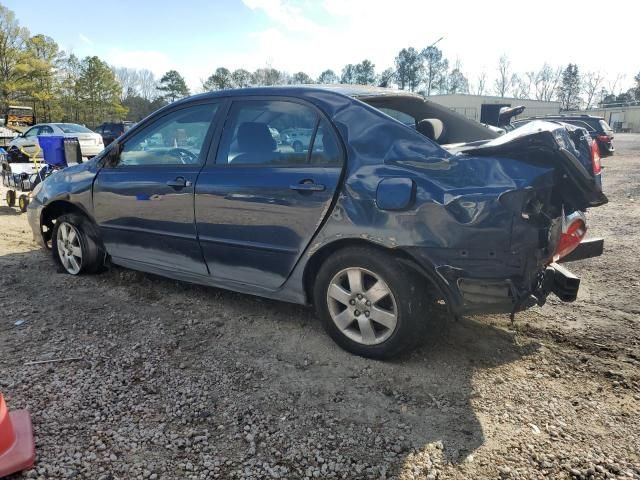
<box><xmin>397</xmin><ymin>120</ymin><xmax>607</xmax><ymax>318</ymax></box>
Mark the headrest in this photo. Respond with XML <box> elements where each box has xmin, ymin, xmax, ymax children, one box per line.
<box><xmin>237</xmin><ymin>122</ymin><xmax>276</xmax><ymax>152</ymax></box>
<box><xmin>416</xmin><ymin>118</ymin><xmax>445</xmax><ymax>142</ymax></box>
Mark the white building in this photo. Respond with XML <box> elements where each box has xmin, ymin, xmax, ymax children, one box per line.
<box><xmin>428</xmin><ymin>94</ymin><xmax>560</xmax><ymax>125</ymax></box>
<box><xmin>566</xmin><ymin>105</ymin><xmax>640</xmax><ymax>133</ymax></box>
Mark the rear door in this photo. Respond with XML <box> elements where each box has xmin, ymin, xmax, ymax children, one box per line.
<box><xmin>195</xmin><ymin>98</ymin><xmax>344</xmax><ymax>289</ymax></box>
<box><xmin>93</xmin><ymin>101</ymin><xmax>222</xmax><ymax>275</ymax></box>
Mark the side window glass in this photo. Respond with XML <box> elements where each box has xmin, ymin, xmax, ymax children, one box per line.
<box><xmin>119</xmin><ymin>103</ymin><xmax>218</xmax><ymax>167</ymax></box>
<box><xmin>310</xmin><ymin>119</ymin><xmax>343</xmax><ymax>166</ymax></box>
<box><xmin>218</xmin><ymin>100</ymin><xmax>318</xmax><ymax>166</ymax></box>
<box><xmin>39</xmin><ymin>125</ymin><xmax>54</xmax><ymax>135</ymax></box>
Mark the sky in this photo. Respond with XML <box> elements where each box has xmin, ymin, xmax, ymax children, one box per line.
<box><xmin>5</xmin><ymin>0</ymin><xmax>638</xmax><ymax>93</ymax></box>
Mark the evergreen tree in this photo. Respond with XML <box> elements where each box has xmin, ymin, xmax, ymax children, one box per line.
<box><xmin>158</xmin><ymin>70</ymin><xmax>190</xmax><ymax>102</ymax></box>
<box><xmin>558</xmin><ymin>63</ymin><xmax>582</xmax><ymax>110</ymax></box>
<box><xmin>317</xmin><ymin>69</ymin><xmax>338</xmax><ymax>84</ymax></box>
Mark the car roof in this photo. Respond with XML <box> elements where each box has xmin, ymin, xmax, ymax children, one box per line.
<box><xmin>175</xmin><ymin>84</ymin><xmax>422</xmax><ymax>104</ymax></box>
<box><xmin>526</xmin><ymin>114</ymin><xmax>604</xmax><ymax>121</ymax></box>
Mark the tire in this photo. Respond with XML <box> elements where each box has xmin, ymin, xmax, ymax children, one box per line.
<box><xmin>18</xmin><ymin>194</ymin><xmax>29</xmax><ymax>212</ymax></box>
<box><xmin>51</xmin><ymin>213</ymin><xmax>105</xmax><ymax>275</ymax></box>
<box><xmin>6</xmin><ymin>189</ymin><xmax>15</xmax><ymax>207</ymax></box>
<box><xmin>313</xmin><ymin>246</ymin><xmax>431</xmax><ymax>359</ymax></box>
<box><xmin>292</xmin><ymin>141</ymin><xmax>303</xmax><ymax>153</ymax></box>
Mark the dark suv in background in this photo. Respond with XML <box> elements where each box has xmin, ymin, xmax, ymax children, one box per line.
<box><xmin>94</xmin><ymin>121</ymin><xmax>134</xmax><ymax>146</ymax></box>
<box><xmin>514</xmin><ymin>115</ymin><xmax>615</xmax><ymax>157</ymax></box>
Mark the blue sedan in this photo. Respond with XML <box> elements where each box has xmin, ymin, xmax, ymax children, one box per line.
<box><xmin>27</xmin><ymin>86</ymin><xmax>606</xmax><ymax>358</ymax></box>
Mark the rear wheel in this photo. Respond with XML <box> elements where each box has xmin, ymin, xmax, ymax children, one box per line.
<box><xmin>52</xmin><ymin>213</ymin><xmax>104</xmax><ymax>275</ymax></box>
<box><xmin>313</xmin><ymin>247</ymin><xmax>431</xmax><ymax>359</ymax></box>
<box><xmin>18</xmin><ymin>194</ymin><xmax>29</xmax><ymax>212</ymax></box>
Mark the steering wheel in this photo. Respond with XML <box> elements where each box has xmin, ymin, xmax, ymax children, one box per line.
<box><xmin>168</xmin><ymin>148</ymin><xmax>198</xmax><ymax>164</ymax></box>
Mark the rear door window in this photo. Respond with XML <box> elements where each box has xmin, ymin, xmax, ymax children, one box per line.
<box><xmin>217</xmin><ymin>100</ymin><xmax>318</xmax><ymax>166</ymax></box>
<box><xmin>564</xmin><ymin>120</ymin><xmax>594</xmax><ymax>132</ymax></box>
<box><xmin>310</xmin><ymin>119</ymin><xmax>343</xmax><ymax>166</ymax></box>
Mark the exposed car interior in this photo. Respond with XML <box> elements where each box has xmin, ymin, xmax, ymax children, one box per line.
<box><xmin>358</xmin><ymin>95</ymin><xmax>499</xmax><ymax>146</ymax></box>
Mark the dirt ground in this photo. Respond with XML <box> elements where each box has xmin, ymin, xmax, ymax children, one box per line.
<box><xmin>1</xmin><ymin>135</ymin><xmax>639</xmax><ymax>480</ymax></box>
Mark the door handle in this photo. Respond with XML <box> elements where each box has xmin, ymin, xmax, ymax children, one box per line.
<box><xmin>166</xmin><ymin>177</ymin><xmax>192</xmax><ymax>189</ymax></box>
<box><xmin>289</xmin><ymin>181</ymin><xmax>326</xmax><ymax>192</ymax></box>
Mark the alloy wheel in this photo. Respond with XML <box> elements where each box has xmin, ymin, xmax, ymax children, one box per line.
<box><xmin>56</xmin><ymin>222</ymin><xmax>83</xmax><ymax>274</ymax></box>
<box><xmin>326</xmin><ymin>267</ymin><xmax>398</xmax><ymax>345</ymax></box>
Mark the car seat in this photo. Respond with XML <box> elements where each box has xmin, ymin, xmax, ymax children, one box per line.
<box><xmin>232</xmin><ymin>122</ymin><xmax>277</xmax><ymax>164</ymax></box>
<box><xmin>416</xmin><ymin>118</ymin><xmax>445</xmax><ymax>143</ymax></box>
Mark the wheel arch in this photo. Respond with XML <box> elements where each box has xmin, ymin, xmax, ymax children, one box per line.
<box><xmin>40</xmin><ymin>200</ymin><xmax>95</xmax><ymax>247</ymax></box>
<box><xmin>302</xmin><ymin>238</ymin><xmax>454</xmax><ymax>310</ymax></box>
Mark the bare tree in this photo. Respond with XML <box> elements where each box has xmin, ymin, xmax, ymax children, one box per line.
<box><xmin>112</xmin><ymin>67</ymin><xmax>140</xmax><ymax>100</ymax></box>
<box><xmin>138</xmin><ymin>69</ymin><xmax>158</xmax><ymax>100</ymax></box>
<box><xmin>606</xmin><ymin>73</ymin><xmax>625</xmax><ymax>96</ymax></box>
<box><xmin>510</xmin><ymin>74</ymin><xmax>530</xmax><ymax>99</ymax></box>
<box><xmin>494</xmin><ymin>55</ymin><xmax>512</xmax><ymax>97</ymax></box>
<box><xmin>533</xmin><ymin>64</ymin><xmax>562</xmax><ymax>102</ymax></box>
<box><xmin>474</xmin><ymin>71</ymin><xmax>487</xmax><ymax>95</ymax></box>
<box><xmin>583</xmin><ymin>71</ymin><xmax>605</xmax><ymax>109</ymax></box>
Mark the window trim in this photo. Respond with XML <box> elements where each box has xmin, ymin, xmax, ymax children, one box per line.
<box><xmin>112</xmin><ymin>100</ymin><xmax>224</xmax><ymax>169</ymax></box>
<box><xmin>208</xmin><ymin>95</ymin><xmax>345</xmax><ymax>169</ymax></box>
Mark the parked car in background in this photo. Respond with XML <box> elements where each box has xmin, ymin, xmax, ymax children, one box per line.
<box><xmin>282</xmin><ymin>128</ymin><xmax>314</xmax><ymax>152</ymax></box>
<box><xmin>27</xmin><ymin>86</ymin><xmax>607</xmax><ymax>359</ymax></box>
<box><xmin>94</xmin><ymin>121</ymin><xmax>134</xmax><ymax>146</ymax></box>
<box><xmin>513</xmin><ymin>114</ymin><xmax>615</xmax><ymax>156</ymax></box>
<box><xmin>8</xmin><ymin>123</ymin><xmax>104</xmax><ymax>159</ymax></box>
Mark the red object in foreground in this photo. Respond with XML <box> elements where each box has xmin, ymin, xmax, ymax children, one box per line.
<box><xmin>0</xmin><ymin>394</ymin><xmax>35</xmax><ymax>478</ymax></box>
<box><xmin>591</xmin><ymin>138</ymin><xmax>602</xmax><ymax>174</ymax></box>
<box><xmin>554</xmin><ymin>217</ymin><xmax>587</xmax><ymax>262</ymax></box>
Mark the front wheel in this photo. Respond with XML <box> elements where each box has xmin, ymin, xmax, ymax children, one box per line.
<box><xmin>52</xmin><ymin>213</ymin><xmax>104</xmax><ymax>275</ymax></box>
<box><xmin>313</xmin><ymin>247</ymin><xmax>431</xmax><ymax>359</ymax></box>
<box><xmin>6</xmin><ymin>189</ymin><xmax>15</xmax><ymax>207</ymax></box>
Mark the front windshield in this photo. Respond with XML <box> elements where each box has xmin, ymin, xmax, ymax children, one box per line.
<box><xmin>55</xmin><ymin>123</ymin><xmax>92</xmax><ymax>134</ymax></box>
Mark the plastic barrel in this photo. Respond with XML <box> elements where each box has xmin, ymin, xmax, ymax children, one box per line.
<box><xmin>37</xmin><ymin>136</ymin><xmax>66</xmax><ymax>167</ymax></box>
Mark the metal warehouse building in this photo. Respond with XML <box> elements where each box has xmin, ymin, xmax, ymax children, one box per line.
<box><xmin>566</xmin><ymin>105</ymin><xmax>640</xmax><ymax>133</ymax></box>
<box><xmin>429</xmin><ymin>94</ymin><xmax>560</xmax><ymax>125</ymax></box>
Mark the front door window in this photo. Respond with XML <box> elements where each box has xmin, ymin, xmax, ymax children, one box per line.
<box><xmin>119</xmin><ymin>104</ymin><xmax>219</xmax><ymax>167</ymax></box>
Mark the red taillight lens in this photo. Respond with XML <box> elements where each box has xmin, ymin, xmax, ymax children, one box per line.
<box><xmin>553</xmin><ymin>218</ymin><xmax>586</xmax><ymax>261</ymax></box>
<box><xmin>591</xmin><ymin>139</ymin><xmax>602</xmax><ymax>174</ymax></box>
<box><xmin>596</xmin><ymin>134</ymin><xmax>610</xmax><ymax>142</ymax></box>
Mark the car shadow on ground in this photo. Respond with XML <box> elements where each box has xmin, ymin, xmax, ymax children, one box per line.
<box><xmin>100</xmin><ymin>265</ymin><xmax>540</xmax><ymax>466</ymax></box>
<box><xmin>1</xmin><ymin>253</ymin><xmax>540</xmax><ymax>476</ymax></box>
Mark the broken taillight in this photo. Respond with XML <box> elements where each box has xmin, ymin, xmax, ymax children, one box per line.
<box><xmin>591</xmin><ymin>139</ymin><xmax>602</xmax><ymax>175</ymax></box>
<box><xmin>553</xmin><ymin>216</ymin><xmax>587</xmax><ymax>262</ymax></box>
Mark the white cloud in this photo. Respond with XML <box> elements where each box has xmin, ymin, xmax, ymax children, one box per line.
<box><xmin>94</xmin><ymin>0</ymin><xmax>637</xmax><ymax>93</ymax></box>
<box><xmin>78</xmin><ymin>33</ymin><xmax>93</xmax><ymax>46</ymax></box>
<box><xmin>105</xmin><ymin>49</ymin><xmax>174</xmax><ymax>77</ymax></box>
<box><xmin>234</xmin><ymin>0</ymin><xmax>638</xmax><ymax>91</ymax></box>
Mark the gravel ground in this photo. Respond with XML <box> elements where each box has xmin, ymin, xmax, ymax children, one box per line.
<box><xmin>1</xmin><ymin>135</ymin><xmax>639</xmax><ymax>480</ymax></box>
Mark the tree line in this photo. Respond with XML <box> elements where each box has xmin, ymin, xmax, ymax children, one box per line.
<box><xmin>2</xmin><ymin>2</ymin><xmax>639</xmax><ymax>129</ymax></box>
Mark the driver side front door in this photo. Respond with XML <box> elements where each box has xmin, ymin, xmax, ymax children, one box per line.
<box><xmin>92</xmin><ymin>101</ymin><xmax>222</xmax><ymax>275</ymax></box>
